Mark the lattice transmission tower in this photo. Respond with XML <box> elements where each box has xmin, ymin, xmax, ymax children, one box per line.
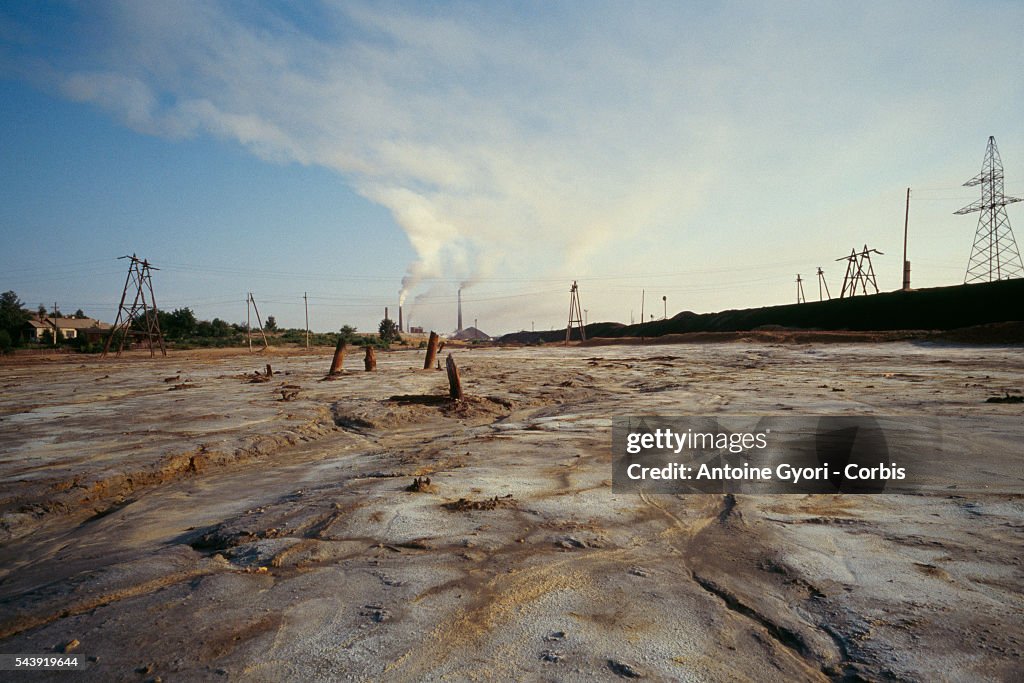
<box><xmin>565</xmin><ymin>280</ymin><xmax>586</xmax><ymax>345</ymax></box>
<box><xmin>103</xmin><ymin>254</ymin><xmax>166</xmax><ymax>357</ymax></box>
<box><xmin>956</xmin><ymin>136</ymin><xmax>1023</xmax><ymax>283</ymax></box>
<box><xmin>836</xmin><ymin>246</ymin><xmax>883</xmax><ymax>298</ymax></box>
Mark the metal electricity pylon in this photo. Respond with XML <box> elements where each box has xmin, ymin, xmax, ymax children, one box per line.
<box><xmin>103</xmin><ymin>254</ymin><xmax>166</xmax><ymax>357</ymax></box>
<box><xmin>565</xmin><ymin>280</ymin><xmax>586</xmax><ymax>345</ymax></box>
<box><xmin>836</xmin><ymin>245</ymin><xmax>883</xmax><ymax>298</ymax></box>
<box><xmin>796</xmin><ymin>274</ymin><xmax>806</xmax><ymax>304</ymax></box>
<box><xmin>955</xmin><ymin>136</ymin><xmax>1023</xmax><ymax>283</ymax></box>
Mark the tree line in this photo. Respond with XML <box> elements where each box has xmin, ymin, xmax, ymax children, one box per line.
<box><xmin>0</xmin><ymin>289</ymin><xmax>402</xmax><ymax>353</ymax></box>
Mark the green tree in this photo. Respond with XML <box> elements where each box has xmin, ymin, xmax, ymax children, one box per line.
<box><xmin>210</xmin><ymin>318</ymin><xmax>231</xmax><ymax>337</ymax></box>
<box><xmin>264</xmin><ymin>315</ymin><xmax>277</xmax><ymax>332</ymax></box>
<box><xmin>74</xmin><ymin>308</ymin><xmax>86</xmax><ymax>318</ymax></box>
<box><xmin>158</xmin><ymin>307</ymin><xmax>198</xmax><ymax>339</ymax></box>
<box><xmin>41</xmin><ymin>329</ymin><xmax>64</xmax><ymax>344</ymax></box>
<box><xmin>378</xmin><ymin>317</ymin><xmax>401</xmax><ymax>344</ymax></box>
<box><xmin>0</xmin><ymin>291</ymin><xmax>30</xmax><ymax>343</ymax></box>
<box><xmin>338</xmin><ymin>324</ymin><xmax>360</xmax><ymax>344</ymax></box>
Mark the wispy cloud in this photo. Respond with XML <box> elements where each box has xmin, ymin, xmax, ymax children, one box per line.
<box><xmin>3</xmin><ymin>0</ymin><xmax>1022</xmax><ymax>324</ymax></box>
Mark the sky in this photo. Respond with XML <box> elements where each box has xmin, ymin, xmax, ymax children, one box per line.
<box><xmin>1</xmin><ymin>1</ymin><xmax>1023</xmax><ymax>335</ymax></box>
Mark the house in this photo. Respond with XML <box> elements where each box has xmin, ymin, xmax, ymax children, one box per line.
<box><xmin>25</xmin><ymin>316</ymin><xmax>113</xmax><ymax>344</ymax></box>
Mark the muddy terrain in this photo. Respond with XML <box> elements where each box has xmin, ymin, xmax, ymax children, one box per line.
<box><xmin>0</xmin><ymin>342</ymin><xmax>1021</xmax><ymax>681</ymax></box>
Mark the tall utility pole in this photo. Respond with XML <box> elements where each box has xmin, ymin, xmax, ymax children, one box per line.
<box><xmin>956</xmin><ymin>136</ymin><xmax>1024</xmax><ymax>283</ymax></box>
<box><xmin>247</xmin><ymin>293</ymin><xmax>269</xmax><ymax>351</ymax></box>
<box><xmin>103</xmin><ymin>254</ymin><xmax>166</xmax><ymax>357</ymax></box>
<box><xmin>796</xmin><ymin>274</ymin><xmax>806</xmax><ymax>304</ymax></box>
<box><xmin>662</xmin><ymin>295</ymin><xmax>667</xmax><ymax>320</ymax></box>
<box><xmin>640</xmin><ymin>289</ymin><xmax>645</xmax><ymax>324</ymax></box>
<box><xmin>902</xmin><ymin>187</ymin><xmax>912</xmax><ymax>290</ymax></box>
<box><xmin>816</xmin><ymin>267</ymin><xmax>831</xmax><ymax>301</ymax></box>
<box><xmin>565</xmin><ymin>280</ymin><xmax>586</xmax><ymax>345</ymax></box>
<box><xmin>304</xmin><ymin>292</ymin><xmax>310</xmax><ymax>349</ymax></box>
<box><xmin>50</xmin><ymin>301</ymin><xmax>59</xmax><ymax>345</ymax></box>
<box><xmin>246</xmin><ymin>295</ymin><xmax>252</xmax><ymax>352</ymax></box>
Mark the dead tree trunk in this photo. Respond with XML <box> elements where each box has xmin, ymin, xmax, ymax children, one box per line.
<box><xmin>328</xmin><ymin>339</ymin><xmax>346</xmax><ymax>376</ymax></box>
<box><xmin>265</xmin><ymin>364</ymin><xmax>273</xmax><ymax>377</ymax></box>
<box><xmin>423</xmin><ymin>331</ymin><xmax>440</xmax><ymax>370</ymax></box>
<box><xmin>364</xmin><ymin>345</ymin><xmax>376</xmax><ymax>371</ymax></box>
<box><xmin>446</xmin><ymin>353</ymin><xmax>464</xmax><ymax>401</ymax></box>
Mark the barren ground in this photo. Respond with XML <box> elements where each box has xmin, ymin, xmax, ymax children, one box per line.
<box><xmin>0</xmin><ymin>341</ymin><xmax>1022</xmax><ymax>682</ymax></box>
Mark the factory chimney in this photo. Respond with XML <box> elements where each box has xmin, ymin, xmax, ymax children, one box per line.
<box><xmin>457</xmin><ymin>288</ymin><xmax>463</xmax><ymax>333</ymax></box>
<box><xmin>398</xmin><ymin>305</ymin><xmax>403</xmax><ymax>333</ymax></box>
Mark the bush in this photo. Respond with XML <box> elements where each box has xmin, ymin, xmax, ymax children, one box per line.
<box><xmin>0</xmin><ymin>329</ymin><xmax>12</xmax><ymax>353</ymax></box>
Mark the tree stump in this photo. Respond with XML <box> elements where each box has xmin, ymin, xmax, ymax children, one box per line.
<box><xmin>328</xmin><ymin>339</ymin><xmax>346</xmax><ymax>376</ymax></box>
<box><xmin>364</xmin><ymin>345</ymin><xmax>377</xmax><ymax>371</ymax></box>
<box><xmin>446</xmin><ymin>353</ymin><xmax>464</xmax><ymax>401</ymax></box>
<box><xmin>423</xmin><ymin>331</ymin><xmax>440</xmax><ymax>370</ymax></box>
<box><xmin>265</xmin><ymin>363</ymin><xmax>273</xmax><ymax>377</ymax></box>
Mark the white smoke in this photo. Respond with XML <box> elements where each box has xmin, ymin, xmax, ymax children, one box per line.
<box><xmin>9</xmin><ymin>1</ymin><xmax>1018</xmax><ymax>322</ymax></box>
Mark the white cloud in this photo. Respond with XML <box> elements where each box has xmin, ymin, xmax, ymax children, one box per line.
<box><xmin>5</xmin><ymin>0</ymin><xmax>1024</xmax><ymax>326</ymax></box>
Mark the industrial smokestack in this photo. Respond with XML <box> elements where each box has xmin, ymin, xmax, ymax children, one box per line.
<box><xmin>457</xmin><ymin>288</ymin><xmax>463</xmax><ymax>333</ymax></box>
<box><xmin>385</xmin><ymin>307</ymin><xmax>388</xmax><ymax>324</ymax></box>
<box><xmin>398</xmin><ymin>305</ymin><xmax>403</xmax><ymax>332</ymax></box>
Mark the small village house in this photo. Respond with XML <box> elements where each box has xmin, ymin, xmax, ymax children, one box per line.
<box><xmin>24</xmin><ymin>316</ymin><xmax>113</xmax><ymax>344</ymax></box>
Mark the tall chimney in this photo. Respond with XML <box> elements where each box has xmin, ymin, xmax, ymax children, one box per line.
<box><xmin>385</xmin><ymin>307</ymin><xmax>389</xmax><ymax>323</ymax></box>
<box><xmin>398</xmin><ymin>305</ymin><xmax>403</xmax><ymax>332</ymax></box>
<box><xmin>457</xmin><ymin>288</ymin><xmax>463</xmax><ymax>333</ymax></box>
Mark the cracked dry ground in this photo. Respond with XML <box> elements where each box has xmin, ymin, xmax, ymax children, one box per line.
<box><xmin>0</xmin><ymin>343</ymin><xmax>1022</xmax><ymax>681</ymax></box>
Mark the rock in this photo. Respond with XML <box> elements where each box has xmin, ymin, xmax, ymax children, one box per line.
<box><xmin>608</xmin><ymin>658</ymin><xmax>643</xmax><ymax>678</ymax></box>
<box><xmin>359</xmin><ymin>604</ymin><xmax>392</xmax><ymax>622</ymax></box>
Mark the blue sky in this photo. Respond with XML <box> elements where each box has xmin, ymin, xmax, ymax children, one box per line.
<box><xmin>2</xmin><ymin>1</ymin><xmax>1022</xmax><ymax>334</ymax></box>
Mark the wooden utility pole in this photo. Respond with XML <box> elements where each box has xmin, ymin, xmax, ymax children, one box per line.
<box><xmin>565</xmin><ymin>281</ymin><xmax>585</xmax><ymax>345</ymax></box>
<box><xmin>247</xmin><ymin>293</ymin><xmax>269</xmax><ymax>351</ymax></box>
<box><xmin>50</xmin><ymin>302</ymin><xmax>58</xmax><ymax>345</ymax></box>
<box><xmin>796</xmin><ymin>274</ymin><xmax>806</xmax><ymax>304</ymax></box>
<box><xmin>304</xmin><ymin>292</ymin><xmax>310</xmax><ymax>348</ymax></box>
<box><xmin>902</xmin><ymin>187</ymin><xmax>911</xmax><ymax>290</ymax></box>
<box><xmin>247</xmin><ymin>295</ymin><xmax>252</xmax><ymax>352</ymax></box>
<box><xmin>817</xmin><ymin>267</ymin><xmax>831</xmax><ymax>301</ymax></box>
